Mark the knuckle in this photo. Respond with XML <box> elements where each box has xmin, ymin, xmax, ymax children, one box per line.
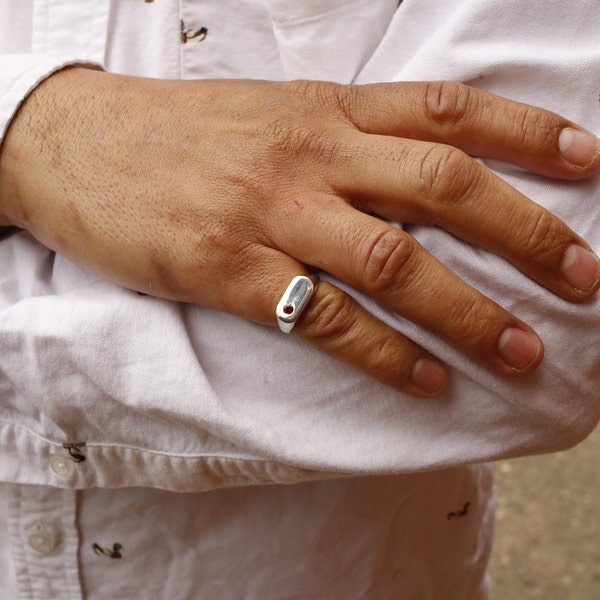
<box><xmin>448</xmin><ymin>295</ymin><xmax>497</xmax><ymax>347</ymax></box>
<box><xmin>299</xmin><ymin>288</ymin><xmax>358</xmax><ymax>344</ymax></box>
<box><xmin>263</xmin><ymin>117</ymin><xmax>343</xmax><ymax>167</ymax></box>
<box><xmin>327</xmin><ymin>82</ymin><xmax>365</xmax><ymax>124</ymax></box>
<box><xmin>361</xmin><ymin>228</ymin><xmax>416</xmax><ymax>294</ymax></box>
<box><xmin>415</xmin><ymin>145</ymin><xmax>479</xmax><ymax>205</ymax></box>
<box><xmin>287</xmin><ymin>78</ymin><xmax>340</xmax><ymax>104</ymax></box>
<box><xmin>149</xmin><ymin>214</ymin><xmax>250</xmax><ymax>300</ymax></box>
<box><xmin>295</xmin><ymin>79</ymin><xmax>353</xmax><ymax>117</ymax></box>
<box><xmin>424</xmin><ymin>80</ymin><xmax>475</xmax><ymax>128</ymax></box>
<box><xmin>522</xmin><ymin>209</ymin><xmax>562</xmax><ymax>259</ymax></box>
<box><xmin>513</xmin><ymin>104</ymin><xmax>559</xmax><ymax>148</ymax></box>
<box><xmin>514</xmin><ymin>104</ymin><xmax>559</xmax><ymax>151</ymax></box>
<box><xmin>259</xmin><ymin>80</ymin><xmax>357</xmax><ymax>169</ymax></box>
<box><xmin>315</xmin><ymin>80</ymin><xmax>348</xmax><ymax>112</ymax></box>
<box><xmin>284</xmin><ymin>79</ymin><xmax>352</xmax><ymax>124</ymax></box>
<box><xmin>368</xmin><ymin>334</ymin><xmax>411</xmax><ymax>380</ymax></box>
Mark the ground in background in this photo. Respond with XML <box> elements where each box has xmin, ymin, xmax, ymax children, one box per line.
<box><xmin>490</xmin><ymin>427</ymin><xmax>600</xmax><ymax>599</ymax></box>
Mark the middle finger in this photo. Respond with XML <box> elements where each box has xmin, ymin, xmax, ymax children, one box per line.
<box><xmin>329</xmin><ymin>132</ymin><xmax>600</xmax><ymax>302</ymax></box>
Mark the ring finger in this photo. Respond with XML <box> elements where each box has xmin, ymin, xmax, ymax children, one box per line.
<box><xmin>271</xmin><ymin>195</ymin><xmax>544</xmax><ymax>376</ymax></box>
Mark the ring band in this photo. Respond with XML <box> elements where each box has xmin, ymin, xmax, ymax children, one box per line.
<box><xmin>276</xmin><ymin>274</ymin><xmax>319</xmax><ymax>333</ymax></box>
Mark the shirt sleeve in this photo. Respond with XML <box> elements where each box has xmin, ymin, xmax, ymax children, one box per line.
<box><xmin>0</xmin><ymin>0</ymin><xmax>109</xmax><ymax>141</ymax></box>
<box><xmin>0</xmin><ymin>0</ymin><xmax>599</xmax><ymax>494</ymax></box>
<box><xmin>0</xmin><ymin>54</ymin><xmax>103</xmax><ymax>142</ymax></box>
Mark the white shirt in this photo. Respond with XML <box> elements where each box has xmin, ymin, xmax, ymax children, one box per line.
<box><xmin>0</xmin><ymin>1</ymin><xmax>599</xmax><ymax>598</ymax></box>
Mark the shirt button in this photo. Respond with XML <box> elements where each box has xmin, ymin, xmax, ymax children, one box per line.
<box><xmin>28</xmin><ymin>528</ymin><xmax>56</xmax><ymax>554</ymax></box>
<box><xmin>50</xmin><ymin>455</ymin><xmax>75</xmax><ymax>478</ymax></box>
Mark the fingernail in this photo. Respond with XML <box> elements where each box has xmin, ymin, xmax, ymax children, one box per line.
<box><xmin>561</xmin><ymin>244</ymin><xmax>600</xmax><ymax>292</ymax></box>
<box><xmin>498</xmin><ymin>327</ymin><xmax>542</xmax><ymax>372</ymax></box>
<box><xmin>412</xmin><ymin>358</ymin><xmax>449</xmax><ymax>394</ymax></box>
<box><xmin>558</xmin><ymin>128</ymin><xmax>600</xmax><ymax>167</ymax></box>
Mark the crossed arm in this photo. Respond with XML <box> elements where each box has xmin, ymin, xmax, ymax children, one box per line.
<box><xmin>0</xmin><ymin>68</ymin><xmax>598</xmax><ymax>398</ymax></box>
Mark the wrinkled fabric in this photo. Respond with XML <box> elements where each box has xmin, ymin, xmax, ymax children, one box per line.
<box><xmin>0</xmin><ymin>0</ymin><xmax>599</xmax><ymax>598</ymax></box>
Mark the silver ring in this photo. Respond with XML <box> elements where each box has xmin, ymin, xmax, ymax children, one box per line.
<box><xmin>276</xmin><ymin>274</ymin><xmax>319</xmax><ymax>333</ymax></box>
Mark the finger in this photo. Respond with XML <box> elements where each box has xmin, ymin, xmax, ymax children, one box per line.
<box><xmin>272</xmin><ymin>196</ymin><xmax>544</xmax><ymax>377</ymax></box>
<box><xmin>328</xmin><ymin>132</ymin><xmax>600</xmax><ymax>302</ymax></box>
<box><xmin>293</xmin><ymin>281</ymin><xmax>450</xmax><ymax>398</ymax></box>
<box><xmin>219</xmin><ymin>246</ymin><xmax>451</xmax><ymax>398</ymax></box>
<box><xmin>333</xmin><ymin>80</ymin><xmax>600</xmax><ymax>179</ymax></box>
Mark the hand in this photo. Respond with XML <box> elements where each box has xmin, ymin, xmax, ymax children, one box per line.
<box><xmin>1</xmin><ymin>69</ymin><xmax>599</xmax><ymax>397</ymax></box>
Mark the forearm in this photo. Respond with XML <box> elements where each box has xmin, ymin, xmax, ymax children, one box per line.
<box><xmin>1</xmin><ymin>0</ymin><xmax>600</xmax><ymax>490</ymax></box>
<box><xmin>0</xmin><ymin>59</ymin><xmax>104</xmax><ymax>229</ymax></box>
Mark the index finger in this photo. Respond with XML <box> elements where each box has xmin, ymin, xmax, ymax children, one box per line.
<box><xmin>333</xmin><ymin>80</ymin><xmax>600</xmax><ymax>178</ymax></box>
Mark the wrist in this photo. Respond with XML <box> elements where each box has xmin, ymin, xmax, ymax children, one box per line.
<box><xmin>0</xmin><ymin>66</ymin><xmax>100</xmax><ymax>228</ymax></box>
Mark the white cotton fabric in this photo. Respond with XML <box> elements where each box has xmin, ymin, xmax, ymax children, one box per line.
<box><xmin>0</xmin><ymin>0</ymin><xmax>599</xmax><ymax>598</ymax></box>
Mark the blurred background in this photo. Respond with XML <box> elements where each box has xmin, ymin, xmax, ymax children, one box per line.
<box><xmin>490</xmin><ymin>426</ymin><xmax>600</xmax><ymax>598</ymax></box>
